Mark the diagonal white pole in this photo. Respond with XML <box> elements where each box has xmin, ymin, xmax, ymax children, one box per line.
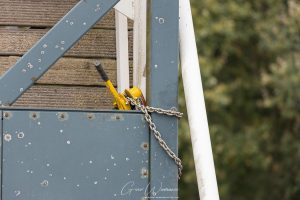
<box><xmin>179</xmin><ymin>0</ymin><xmax>220</xmax><ymax>199</ymax></box>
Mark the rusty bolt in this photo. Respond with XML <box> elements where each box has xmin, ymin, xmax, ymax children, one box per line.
<box><xmin>141</xmin><ymin>142</ymin><xmax>149</xmax><ymax>150</ymax></box>
<box><xmin>141</xmin><ymin>168</ymin><xmax>149</xmax><ymax>178</ymax></box>
<box><xmin>58</xmin><ymin>112</ymin><xmax>68</xmax><ymax>121</ymax></box>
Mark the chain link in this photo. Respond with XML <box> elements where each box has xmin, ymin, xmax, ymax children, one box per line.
<box><xmin>126</xmin><ymin>97</ymin><xmax>183</xmax><ymax>179</ymax></box>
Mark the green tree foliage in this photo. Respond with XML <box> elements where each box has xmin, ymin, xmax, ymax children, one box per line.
<box><xmin>179</xmin><ymin>0</ymin><xmax>300</xmax><ymax>199</ymax></box>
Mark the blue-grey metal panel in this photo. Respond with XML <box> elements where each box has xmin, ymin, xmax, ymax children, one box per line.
<box><xmin>0</xmin><ymin>0</ymin><xmax>120</xmax><ymax>106</ymax></box>
<box><xmin>149</xmin><ymin>0</ymin><xmax>180</xmax><ymax>199</ymax></box>
<box><xmin>2</xmin><ymin>110</ymin><xmax>149</xmax><ymax>200</ymax></box>
<box><xmin>0</xmin><ymin>110</ymin><xmax>2</xmax><ymax>198</ymax></box>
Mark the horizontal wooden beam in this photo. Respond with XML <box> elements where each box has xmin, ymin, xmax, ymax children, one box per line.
<box><xmin>0</xmin><ymin>28</ymin><xmax>133</xmax><ymax>59</ymax></box>
<box><xmin>0</xmin><ymin>56</ymin><xmax>133</xmax><ymax>86</ymax></box>
<box><xmin>0</xmin><ymin>0</ymin><xmax>115</xmax><ymax>28</ymax></box>
<box><xmin>13</xmin><ymin>85</ymin><xmax>114</xmax><ymax>109</ymax></box>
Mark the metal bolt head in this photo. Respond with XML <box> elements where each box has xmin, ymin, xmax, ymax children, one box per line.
<box><xmin>58</xmin><ymin>112</ymin><xmax>68</xmax><ymax>121</ymax></box>
<box><xmin>141</xmin><ymin>168</ymin><xmax>149</xmax><ymax>178</ymax></box>
<box><xmin>30</xmin><ymin>112</ymin><xmax>40</xmax><ymax>120</ymax></box>
<box><xmin>40</xmin><ymin>180</ymin><xmax>49</xmax><ymax>187</ymax></box>
<box><xmin>3</xmin><ymin>112</ymin><xmax>12</xmax><ymax>119</ymax></box>
<box><xmin>4</xmin><ymin>134</ymin><xmax>12</xmax><ymax>142</ymax></box>
<box><xmin>87</xmin><ymin>113</ymin><xmax>95</xmax><ymax>120</ymax></box>
<box><xmin>141</xmin><ymin>142</ymin><xmax>149</xmax><ymax>150</ymax></box>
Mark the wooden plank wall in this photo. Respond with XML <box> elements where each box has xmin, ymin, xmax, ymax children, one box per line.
<box><xmin>0</xmin><ymin>0</ymin><xmax>133</xmax><ymax>109</ymax></box>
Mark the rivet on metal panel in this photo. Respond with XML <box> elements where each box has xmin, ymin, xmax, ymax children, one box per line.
<box><xmin>111</xmin><ymin>114</ymin><xmax>124</xmax><ymax>121</ymax></box>
<box><xmin>30</xmin><ymin>112</ymin><xmax>40</xmax><ymax>120</ymax></box>
<box><xmin>40</xmin><ymin>180</ymin><xmax>49</xmax><ymax>187</ymax></box>
<box><xmin>14</xmin><ymin>190</ymin><xmax>21</xmax><ymax>197</ymax></box>
<box><xmin>57</xmin><ymin>112</ymin><xmax>69</xmax><ymax>121</ymax></box>
<box><xmin>155</xmin><ymin>16</ymin><xmax>165</xmax><ymax>24</ymax></box>
<box><xmin>171</xmin><ymin>107</ymin><xmax>178</xmax><ymax>112</ymax></box>
<box><xmin>141</xmin><ymin>168</ymin><xmax>149</xmax><ymax>178</ymax></box>
<box><xmin>87</xmin><ymin>113</ymin><xmax>95</xmax><ymax>120</ymax></box>
<box><xmin>4</xmin><ymin>133</ymin><xmax>12</xmax><ymax>142</ymax></box>
<box><xmin>27</xmin><ymin>62</ymin><xmax>34</xmax><ymax>69</ymax></box>
<box><xmin>3</xmin><ymin>111</ymin><xmax>12</xmax><ymax>120</ymax></box>
<box><xmin>95</xmin><ymin>4</ymin><xmax>101</xmax><ymax>12</ymax></box>
<box><xmin>17</xmin><ymin>132</ymin><xmax>25</xmax><ymax>139</ymax></box>
<box><xmin>141</xmin><ymin>142</ymin><xmax>149</xmax><ymax>150</ymax></box>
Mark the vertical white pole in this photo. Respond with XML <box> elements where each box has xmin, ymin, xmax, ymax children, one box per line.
<box><xmin>179</xmin><ymin>0</ymin><xmax>220</xmax><ymax>200</ymax></box>
<box><xmin>115</xmin><ymin>10</ymin><xmax>130</xmax><ymax>92</ymax></box>
<box><xmin>133</xmin><ymin>0</ymin><xmax>147</xmax><ymax>97</ymax></box>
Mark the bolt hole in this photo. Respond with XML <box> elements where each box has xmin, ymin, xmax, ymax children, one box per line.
<box><xmin>58</xmin><ymin>112</ymin><xmax>68</xmax><ymax>121</ymax></box>
<box><xmin>141</xmin><ymin>168</ymin><xmax>149</xmax><ymax>178</ymax></box>
<box><xmin>4</xmin><ymin>112</ymin><xmax>9</xmax><ymax>118</ymax></box>
<box><xmin>141</xmin><ymin>142</ymin><xmax>149</xmax><ymax>150</ymax></box>
<box><xmin>17</xmin><ymin>132</ymin><xmax>25</xmax><ymax>139</ymax></box>
<box><xmin>87</xmin><ymin>113</ymin><xmax>95</xmax><ymax>120</ymax></box>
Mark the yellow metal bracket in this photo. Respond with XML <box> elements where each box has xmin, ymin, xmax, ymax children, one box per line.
<box><xmin>95</xmin><ymin>62</ymin><xmax>146</xmax><ymax>110</ymax></box>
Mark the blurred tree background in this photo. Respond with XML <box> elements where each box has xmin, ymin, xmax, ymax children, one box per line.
<box><xmin>178</xmin><ymin>0</ymin><xmax>300</xmax><ymax>199</ymax></box>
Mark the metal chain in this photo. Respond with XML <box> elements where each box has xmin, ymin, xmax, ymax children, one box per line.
<box><xmin>126</xmin><ymin>97</ymin><xmax>183</xmax><ymax>179</ymax></box>
<box><xmin>146</xmin><ymin>106</ymin><xmax>183</xmax><ymax>118</ymax></box>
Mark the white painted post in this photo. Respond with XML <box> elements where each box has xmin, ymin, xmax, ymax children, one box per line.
<box><xmin>114</xmin><ymin>0</ymin><xmax>134</xmax><ymax>20</ymax></box>
<box><xmin>179</xmin><ymin>0</ymin><xmax>220</xmax><ymax>200</ymax></box>
<box><xmin>133</xmin><ymin>0</ymin><xmax>147</xmax><ymax>97</ymax></box>
<box><xmin>115</xmin><ymin>10</ymin><xmax>130</xmax><ymax>92</ymax></box>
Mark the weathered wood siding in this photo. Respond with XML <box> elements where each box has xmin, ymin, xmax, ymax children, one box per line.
<box><xmin>0</xmin><ymin>0</ymin><xmax>132</xmax><ymax>109</ymax></box>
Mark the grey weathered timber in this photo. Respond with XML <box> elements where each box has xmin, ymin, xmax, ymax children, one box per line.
<box><xmin>0</xmin><ymin>0</ymin><xmax>115</xmax><ymax>28</ymax></box>
<box><xmin>13</xmin><ymin>86</ymin><xmax>114</xmax><ymax>110</ymax></box>
<box><xmin>0</xmin><ymin>56</ymin><xmax>132</xmax><ymax>87</ymax></box>
<box><xmin>2</xmin><ymin>110</ymin><xmax>149</xmax><ymax>199</ymax></box>
<box><xmin>0</xmin><ymin>28</ymin><xmax>133</xmax><ymax>59</ymax></box>
<box><xmin>0</xmin><ymin>0</ymin><xmax>120</xmax><ymax>106</ymax></box>
<box><xmin>148</xmin><ymin>0</ymin><xmax>180</xmax><ymax>199</ymax></box>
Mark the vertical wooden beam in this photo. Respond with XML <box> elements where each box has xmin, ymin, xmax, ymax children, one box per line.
<box><xmin>114</xmin><ymin>0</ymin><xmax>134</xmax><ymax>20</ymax></box>
<box><xmin>148</xmin><ymin>0</ymin><xmax>179</xmax><ymax>199</ymax></box>
<box><xmin>133</xmin><ymin>0</ymin><xmax>147</xmax><ymax>97</ymax></box>
<box><xmin>115</xmin><ymin>11</ymin><xmax>130</xmax><ymax>92</ymax></box>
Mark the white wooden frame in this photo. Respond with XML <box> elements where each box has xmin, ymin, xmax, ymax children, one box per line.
<box><xmin>114</xmin><ymin>0</ymin><xmax>147</xmax><ymax>95</ymax></box>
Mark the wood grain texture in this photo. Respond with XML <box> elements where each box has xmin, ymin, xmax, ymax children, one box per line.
<box><xmin>13</xmin><ymin>85</ymin><xmax>114</xmax><ymax>109</ymax></box>
<box><xmin>0</xmin><ymin>56</ymin><xmax>116</xmax><ymax>86</ymax></box>
<box><xmin>0</xmin><ymin>0</ymin><xmax>115</xmax><ymax>28</ymax></box>
<box><xmin>0</xmin><ymin>0</ymin><xmax>135</xmax><ymax>109</ymax></box>
<box><xmin>0</xmin><ymin>28</ymin><xmax>133</xmax><ymax>58</ymax></box>
<box><xmin>0</xmin><ymin>56</ymin><xmax>133</xmax><ymax>86</ymax></box>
